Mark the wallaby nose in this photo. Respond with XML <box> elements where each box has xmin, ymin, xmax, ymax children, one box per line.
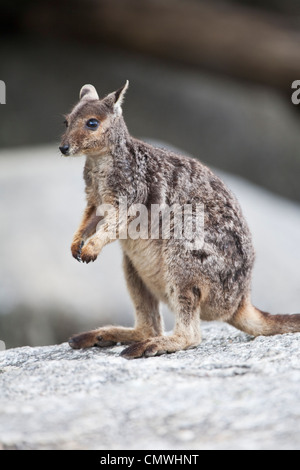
<box><xmin>59</xmin><ymin>144</ymin><xmax>70</xmax><ymax>155</ymax></box>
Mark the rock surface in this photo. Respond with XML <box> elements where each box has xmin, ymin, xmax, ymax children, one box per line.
<box><xmin>0</xmin><ymin>323</ymin><xmax>300</xmax><ymax>450</ymax></box>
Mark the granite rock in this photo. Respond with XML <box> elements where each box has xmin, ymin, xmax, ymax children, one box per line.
<box><xmin>0</xmin><ymin>322</ymin><xmax>299</xmax><ymax>450</ymax></box>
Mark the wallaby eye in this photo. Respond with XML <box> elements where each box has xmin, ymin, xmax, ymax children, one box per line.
<box><xmin>86</xmin><ymin>118</ymin><xmax>100</xmax><ymax>130</ymax></box>
<box><xmin>64</xmin><ymin>120</ymin><xmax>68</xmax><ymax>128</ymax></box>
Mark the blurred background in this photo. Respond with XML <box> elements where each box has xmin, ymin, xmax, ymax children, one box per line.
<box><xmin>0</xmin><ymin>0</ymin><xmax>300</xmax><ymax>348</ymax></box>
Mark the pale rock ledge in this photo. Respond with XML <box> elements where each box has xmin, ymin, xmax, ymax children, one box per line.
<box><xmin>0</xmin><ymin>323</ymin><xmax>299</xmax><ymax>450</ymax></box>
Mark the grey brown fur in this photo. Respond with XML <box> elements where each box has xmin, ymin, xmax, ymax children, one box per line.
<box><xmin>59</xmin><ymin>82</ymin><xmax>300</xmax><ymax>359</ymax></box>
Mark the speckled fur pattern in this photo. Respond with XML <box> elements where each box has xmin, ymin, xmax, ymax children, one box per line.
<box><xmin>60</xmin><ymin>83</ymin><xmax>300</xmax><ymax>359</ymax></box>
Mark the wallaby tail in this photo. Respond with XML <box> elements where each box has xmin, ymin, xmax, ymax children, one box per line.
<box><xmin>228</xmin><ymin>299</ymin><xmax>300</xmax><ymax>337</ymax></box>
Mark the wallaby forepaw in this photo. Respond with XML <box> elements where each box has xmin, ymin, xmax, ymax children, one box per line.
<box><xmin>80</xmin><ymin>241</ymin><xmax>99</xmax><ymax>264</ymax></box>
<box><xmin>71</xmin><ymin>240</ymin><xmax>84</xmax><ymax>262</ymax></box>
<box><xmin>81</xmin><ymin>252</ymin><xmax>98</xmax><ymax>264</ymax></box>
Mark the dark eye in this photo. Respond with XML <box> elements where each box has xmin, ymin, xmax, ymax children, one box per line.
<box><xmin>86</xmin><ymin>118</ymin><xmax>100</xmax><ymax>130</ymax></box>
<box><xmin>64</xmin><ymin>120</ymin><xmax>68</xmax><ymax>128</ymax></box>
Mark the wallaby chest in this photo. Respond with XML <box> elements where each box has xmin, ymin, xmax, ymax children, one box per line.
<box><xmin>84</xmin><ymin>155</ymin><xmax>114</xmax><ymax>205</ymax></box>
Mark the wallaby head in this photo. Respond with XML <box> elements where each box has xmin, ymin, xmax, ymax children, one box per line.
<box><xmin>59</xmin><ymin>81</ymin><xmax>129</xmax><ymax>157</ymax></box>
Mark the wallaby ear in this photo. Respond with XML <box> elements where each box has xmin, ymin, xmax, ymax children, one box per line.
<box><xmin>114</xmin><ymin>80</ymin><xmax>129</xmax><ymax>109</ymax></box>
<box><xmin>104</xmin><ymin>81</ymin><xmax>129</xmax><ymax>115</ymax></box>
<box><xmin>79</xmin><ymin>84</ymin><xmax>99</xmax><ymax>101</ymax></box>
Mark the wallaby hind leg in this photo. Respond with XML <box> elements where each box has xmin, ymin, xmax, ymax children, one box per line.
<box><xmin>69</xmin><ymin>255</ymin><xmax>163</xmax><ymax>349</ymax></box>
<box><xmin>121</xmin><ymin>284</ymin><xmax>202</xmax><ymax>359</ymax></box>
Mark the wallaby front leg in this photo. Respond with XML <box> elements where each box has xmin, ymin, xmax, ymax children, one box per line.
<box><xmin>71</xmin><ymin>205</ymin><xmax>101</xmax><ymax>261</ymax></box>
<box><xmin>80</xmin><ymin>207</ymin><xmax>119</xmax><ymax>263</ymax></box>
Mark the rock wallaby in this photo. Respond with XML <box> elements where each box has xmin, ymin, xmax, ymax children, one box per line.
<box><xmin>59</xmin><ymin>82</ymin><xmax>300</xmax><ymax>359</ymax></box>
